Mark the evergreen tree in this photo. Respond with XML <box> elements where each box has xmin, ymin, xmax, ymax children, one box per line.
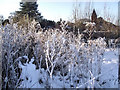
<box><xmin>16</xmin><ymin>1</ymin><xmax>43</xmax><ymax>21</ymax></box>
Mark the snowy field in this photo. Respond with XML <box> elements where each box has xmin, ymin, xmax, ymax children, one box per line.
<box><xmin>18</xmin><ymin>48</ymin><xmax>118</xmax><ymax>88</ymax></box>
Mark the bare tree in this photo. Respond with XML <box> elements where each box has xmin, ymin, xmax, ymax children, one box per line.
<box><xmin>72</xmin><ymin>0</ymin><xmax>81</xmax><ymax>23</ymax></box>
<box><xmin>84</xmin><ymin>0</ymin><xmax>93</xmax><ymax>20</ymax></box>
<box><xmin>103</xmin><ymin>3</ymin><xmax>115</xmax><ymax>24</ymax></box>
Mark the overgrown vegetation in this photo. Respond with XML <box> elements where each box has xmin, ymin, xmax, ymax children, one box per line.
<box><xmin>2</xmin><ymin>21</ymin><xmax>108</xmax><ymax>88</ymax></box>
<box><xmin>1</xmin><ymin>0</ymin><xmax>119</xmax><ymax>89</ymax></box>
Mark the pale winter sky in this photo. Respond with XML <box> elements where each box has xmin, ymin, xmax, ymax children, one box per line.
<box><xmin>0</xmin><ymin>0</ymin><xmax>119</xmax><ymax>24</ymax></box>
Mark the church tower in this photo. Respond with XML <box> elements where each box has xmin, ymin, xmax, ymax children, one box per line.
<box><xmin>91</xmin><ymin>9</ymin><xmax>97</xmax><ymax>23</ymax></box>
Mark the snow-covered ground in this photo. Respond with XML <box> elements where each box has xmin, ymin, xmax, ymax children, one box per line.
<box><xmin>18</xmin><ymin>48</ymin><xmax>118</xmax><ymax>88</ymax></box>
<box><xmin>100</xmin><ymin>49</ymin><xmax>118</xmax><ymax>88</ymax></box>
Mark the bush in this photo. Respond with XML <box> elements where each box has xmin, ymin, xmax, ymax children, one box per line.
<box><xmin>1</xmin><ymin>20</ymin><xmax>107</xmax><ymax>88</ymax></box>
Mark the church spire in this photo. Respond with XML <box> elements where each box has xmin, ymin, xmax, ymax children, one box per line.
<box><xmin>91</xmin><ymin>9</ymin><xmax>97</xmax><ymax>23</ymax></box>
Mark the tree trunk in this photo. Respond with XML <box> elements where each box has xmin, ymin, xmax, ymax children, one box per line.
<box><xmin>118</xmin><ymin>55</ymin><xmax>120</xmax><ymax>83</ymax></box>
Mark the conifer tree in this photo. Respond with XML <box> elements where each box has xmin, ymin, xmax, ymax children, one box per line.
<box><xmin>16</xmin><ymin>1</ymin><xmax>43</xmax><ymax>21</ymax></box>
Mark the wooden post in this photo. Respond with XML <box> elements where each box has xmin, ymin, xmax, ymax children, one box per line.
<box><xmin>0</xmin><ymin>29</ymin><xmax>2</xmax><ymax>89</ymax></box>
<box><xmin>118</xmin><ymin>44</ymin><xmax>120</xmax><ymax>88</ymax></box>
<box><xmin>118</xmin><ymin>1</ymin><xmax>120</xmax><ymax>87</ymax></box>
<box><xmin>119</xmin><ymin>54</ymin><xmax>120</xmax><ymax>82</ymax></box>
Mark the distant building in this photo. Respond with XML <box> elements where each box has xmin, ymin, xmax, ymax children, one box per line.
<box><xmin>91</xmin><ymin>9</ymin><xmax>97</xmax><ymax>23</ymax></box>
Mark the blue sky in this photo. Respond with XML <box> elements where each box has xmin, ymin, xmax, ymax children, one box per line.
<box><xmin>0</xmin><ymin>0</ymin><xmax>119</xmax><ymax>23</ymax></box>
<box><xmin>38</xmin><ymin>1</ymin><xmax>118</xmax><ymax>22</ymax></box>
